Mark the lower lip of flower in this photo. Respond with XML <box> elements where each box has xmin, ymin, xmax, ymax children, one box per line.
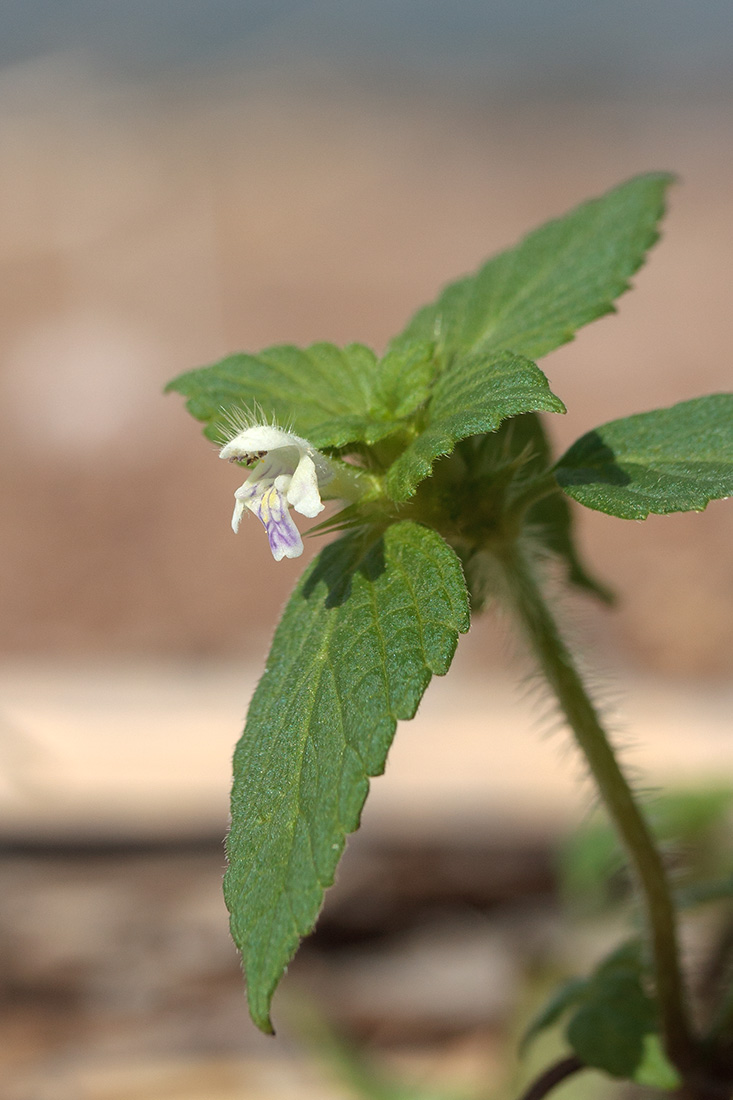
<box><xmin>249</xmin><ymin>485</ymin><xmax>304</xmax><ymax>560</ymax></box>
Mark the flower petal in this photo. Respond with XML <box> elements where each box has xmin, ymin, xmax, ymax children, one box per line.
<box><xmin>220</xmin><ymin>420</ymin><xmax>340</xmax><ymax>559</ymax></box>
<box><xmin>248</xmin><ymin>484</ymin><xmax>304</xmax><ymax>561</ymax></box>
<box><xmin>286</xmin><ymin>454</ymin><xmax>325</xmax><ymax>518</ymax></box>
<box><xmin>231</xmin><ymin>495</ymin><xmax>247</xmax><ymax>533</ymax></box>
<box><xmin>219</xmin><ymin>425</ymin><xmax>309</xmax><ymax>462</ymax></box>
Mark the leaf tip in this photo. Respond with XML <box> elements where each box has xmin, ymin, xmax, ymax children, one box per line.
<box><xmin>258</xmin><ymin>1015</ymin><xmax>276</xmax><ymax>1036</ymax></box>
<box><xmin>248</xmin><ymin>988</ymin><xmax>277</xmax><ymax>1035</ymax></box>
<box><xmin>163</xmin><ymin>374</ymin><xmax>184</xmax><ymax>395</ymax></box>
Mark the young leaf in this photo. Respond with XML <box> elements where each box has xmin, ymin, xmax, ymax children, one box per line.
<box><xmin>389</xmin><ymin>173</ymin><xmax>673</xmax><ymax>365</ymax></box>
<box><xmin>166</xmin><ymin>340</ymin><xmax>436</xmax><ymax>450</ymax></box>
<box><xmin>494</xmin><ymin>413</ymin><xmax>614</xmax><ymax>603</ymax></box>
<box><xmin>443</xmin><ymin>418</ymin><xmax>612</xmax><ymax>607</ymax></box>
<box><xmin>565</xmin><ymin>941</ymin><xmax>660</xmax><ymax>1080</ymax></box>
<box><xmin>524</xmin><ymin>943</ymin><xmax>679</xmax><ymax>1088</ymax></box>
<box><xmin>224</xmin><ymin>521</ymin><xmax>469</xmax><ymax>1032</ymax></box>
<box><xmin>633</xmin><ymin>1034</ymin><xmax>682</xmax><ymax>1091</ymax></box>
<box><xmin>554</xmin><ymin>394</ymin><xmax>733</xmax><ymax>519</ymax></box>
<box><xmin>385</xmin><ymin>351</ymin><xmax>565</xmax><ymax>500</ymax></box>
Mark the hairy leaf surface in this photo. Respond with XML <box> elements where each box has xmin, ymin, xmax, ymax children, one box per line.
<box><xmin>385</xmin><ymin>351</ymin><xmax>565</xmax><ymax>500</ymax></box>
<box><xmin>389</xmin><ymin>173</ymin><xmax>673</xmax><ymax>366</ymax></box>
<box><xmin>224</xmin><ymin>521</ymin><xmax>469</xmax><ymax>1031</ymax></box>
<box><xmin>166</xmin><ymin>340</ymin><xmax>435</xmax><ymax>449</ymax></box>
<box><xmin>554</xmin><ymin>394</ymin><xmax>733</xmax><ymax>518</ymax></box>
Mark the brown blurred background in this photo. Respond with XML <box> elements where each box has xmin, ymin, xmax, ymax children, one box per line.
<box><xmin>1</xmin><ymin>4</ymin><xmax>733</xmax><ymax>1098</ymax></box>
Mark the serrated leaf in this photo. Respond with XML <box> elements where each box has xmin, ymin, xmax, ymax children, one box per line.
<box><xmin>224</xmin><ymin>521</ymin><xmax>469</xmax><ymax>1032</ymax></box>
<box><xmin>166</xmin><ymin>340</ymin><xmax>436</xmax><ymax>450</ymax></box>
<box><xmin>554</xmin><ymin>394</ymin><xmax>733</xmax><ymax>519</ymax></box>
<box><xmin>566</xmin><ymin>941</ymin><xmax>659</xmax><ymax>1080</ymax></box>
<box><xmin>385</xmin><ymin>351</ymin><xmax>565</xmax><ymax>500</ymax></box>
<box><xmin>390</xmin><ymin>173</ymin><xmax>673</xmax><ymax>365</ymax></box>
<box><xmin>167</xmin><ymin>341</ymin><xmax>375</xmax><ymax>445</ymax></box>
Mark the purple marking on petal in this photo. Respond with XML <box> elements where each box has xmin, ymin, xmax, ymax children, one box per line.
<box><xmin>265</xmin><ymin>513</ymin><xmax>303</xmax><ymax>560</ymax></box>
<box><xmin>248</xmin><ymin>485</ymin><xmax>303</xmax><ymax>560</ymax></box>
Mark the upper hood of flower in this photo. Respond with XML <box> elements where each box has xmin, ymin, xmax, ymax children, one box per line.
<box><xmin>219</xmin><ymin>424</ymin><xmax>312</xmax><ymax>462</ymax></box>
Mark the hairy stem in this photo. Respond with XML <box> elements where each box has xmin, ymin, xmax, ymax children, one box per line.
<box><xmin>499</xmin><ymin>542</ymin><xmax>696</xmax><ymax>1073</ymax></box>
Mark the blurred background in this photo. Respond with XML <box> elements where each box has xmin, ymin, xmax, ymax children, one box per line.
<box><xmin>1</xmin><ymin>3</ymin><xmax>733</xmax><ymax>1098</ymax></box>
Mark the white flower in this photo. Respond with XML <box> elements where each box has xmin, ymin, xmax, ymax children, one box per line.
<box><xmin>219</xmin><ymin>423</ymin><xmax>333</xmax><ymax>561</ymax></box>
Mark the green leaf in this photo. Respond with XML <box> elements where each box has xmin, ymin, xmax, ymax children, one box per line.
<box><xmin>524</xmin><ymin>943</ymin><xmax>679</xmax><ymax>1087</ymax></box>
<box><xmin>223</xmin><ymin>521</ymin><xmax>469</xmax><ymax>1032</ymax></box>
<box><xmin>521</xmin><ymin>977</ymin><xmax>589</xmax><ymax>1054</ymax></box>
<box><xmin>554</xmin><ymin>394</ymin><xmax>733</xmax><ymax>519</ymax></box>
<box><xmin>633</xmin><ymin>1034</ymin><xmax>681</xmax><ymax>1091</ymax></box>
<box><xmin>390</xmin><ymin>173</ymin><xmax>673</xmax><ymax>365</ymax></box>
<box><xmin>166</xmin><ymin>340</ymin><xmax>436</xmax><ymax>450</ymax></box>
<box><xmin>372</xmin><ymin>339</ymin><xmax>436</xmax><ymax>420</ymax></box>
<box><xmin>385</xmin><ymin>351</ymin><xmax>565</xmax><ymax>500</ymax></box>
<box><xmin>497</xmin><ymin>413</ymin><xmax>614</xmax><ymax>603</ymax></box>
<box><xmin>566</xmin><ymin>941</ymin><xmax>659</xmax><ymax>1080</ymax></box>
<box><xmin>442</xmin><ymin>417</ymin><xmax>611</xmax><ymax>607</ymax></box>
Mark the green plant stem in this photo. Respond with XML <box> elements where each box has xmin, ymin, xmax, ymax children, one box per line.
<box><xmin>498</xmin><ymin>541</ymin><xmax>696</xmax><ymax>1074</ymax></box>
